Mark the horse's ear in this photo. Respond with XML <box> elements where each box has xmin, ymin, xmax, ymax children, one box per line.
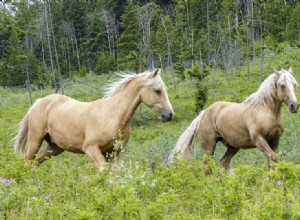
<box><xmin>150</xmin><ymin>68</ymin><xmax>161</xmax><ymax>78</ymax></box>
<box><xmin>274</xmin><ymin>68</ymin><xmax>281</xmax><ymax>77</ymax></box>
<box><xmin>289</xmin><ymin>66</ymin><xmax>293</xmax><ymax>73</ymax></box>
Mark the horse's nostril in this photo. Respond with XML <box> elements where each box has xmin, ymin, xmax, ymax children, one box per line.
<box><xmin>289</xmin><ymin>103</ymin><xmax>299</xmax><ymax>112</ymax></box>
<box><xmin>170</xmin><ymin>112</ymin><xmax>173</xmax><ymax>118</ymax></box>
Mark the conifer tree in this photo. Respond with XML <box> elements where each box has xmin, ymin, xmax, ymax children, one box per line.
<box><xmin>119</xmin><ymin>2</ymin><xmax>141</xmax><ymax>71</ymax></box>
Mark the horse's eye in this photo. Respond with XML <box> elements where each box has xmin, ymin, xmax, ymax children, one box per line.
<box><xmin>281</xmin><ymin>84</ymin><xmax>286</xmax><ymax>89</ymax></box>
<box><xmin>155</xmin><ymin>89</ymin><xmax>161</xmax><ymax>95</ymax></box>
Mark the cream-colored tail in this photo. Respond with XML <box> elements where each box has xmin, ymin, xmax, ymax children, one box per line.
<box><xmin>166</xmin><ymin>110</ymin><xmax>206</xmax><ymax>164</ymax></box>
<box><xmin>13</xmin><ymin>112</ymin><xmax>29</xmax><ymax>155</ymax></box>
<box><xmin>13</xmin><ymin>99</ymin><xmax>42</xmax><ymax>156</ymax></box>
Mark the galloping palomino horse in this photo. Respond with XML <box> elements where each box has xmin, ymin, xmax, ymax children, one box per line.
<box><xmin>14</xmin><ymin>69</ymin><xmax>174</xmax><ymax>171</ymax></box>
<box><xmin>167</xmin><ymin>68</ymin><xmax>298</xmax><ymax>174</ymax></box>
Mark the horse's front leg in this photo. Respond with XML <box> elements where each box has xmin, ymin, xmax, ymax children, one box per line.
<box><xmin>84</xmin><ymin>145</ymin><xmax>108</xmax><ymax>172</ymax></box>
<box><xmin>253</xmin><ymin>135</ymin><xmax>277</xmax><ymax>168</ymax></box>
<box><xmin>268</xmin><ymin>137</ymin><xmax>280</xmax><ymax>170</ymax></box>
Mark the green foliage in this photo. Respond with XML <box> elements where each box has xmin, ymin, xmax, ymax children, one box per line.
<box><xmin>1</xmin><ymin>53</ymin><xmax>300</xmax><ymax>218</ymax></box>
<box><xmin>0</xmin><ymin>153</ymin><xmax>299</xmax><ymax>219</ymax></box>
<box><xmin>173</xmin><ymin>62</ymin><xmax>185</xmax><ymax>80</ymax></box>
<box><xmin>95</xmin><ymin>52</ymin><xmax>116</xmax><ymax>74</ymax></box>
<box><xmin>186</xmin><ymin>62</ymin><xmax>210</xmax><ymax>112</ymax></box>
<box><xmin>1</xmin><ymin>1</ymin><xmax>300</xmax><ymax>86</ymax></box>
<box><xmin>186</xmin><ymin>62</ymin><xmax>201</xmax><ymax>79</ymax></box>
<box><xmin>118</xmin><ymin>2</ymin><xmax>141</xmax><ymax>71</ymax></box>
<box><xmin>195</xmin><ymin>82</ymin><xmax>208</xmax><ymax>112</ymax></box>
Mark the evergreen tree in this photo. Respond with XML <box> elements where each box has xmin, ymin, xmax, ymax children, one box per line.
<box><xmin>119</xmin><ymin>2</ymin><xmax>141</xmax><ymax>71</ymax></box>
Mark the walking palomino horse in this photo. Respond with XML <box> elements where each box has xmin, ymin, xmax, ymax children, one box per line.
<box><xmin>14</xmin><ymin>69</ymin><xmax>174</xmax><ymax>171</ymax></box>
<box><xmin>167</xmin><ymin>67</ymin><xmax>298</xmax><ymax>175</ymax></box>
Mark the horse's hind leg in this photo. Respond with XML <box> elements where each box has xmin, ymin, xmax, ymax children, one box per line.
<box><xmin>201</xmin><ymin>135</ymin><xmax>217</xmax><ymax>175</ymax></box>
<box><xmin>36</xmin><ymin>143</ymin><xmax>64</xmax><ymax>164</ymax></box>
<box><xmin>201</xmin><ymin>134</ymin><xmax>217</xmax><ymax>156</ymax></box>
<box><xmin>220</xmin><ymin>146</ymin><xmax>239</xmax><ymax>176</ymax></box>
<box><xmin>25</xmin><ymin>130</ymin><xmax>45</xmax><ymax>161</ymax></box>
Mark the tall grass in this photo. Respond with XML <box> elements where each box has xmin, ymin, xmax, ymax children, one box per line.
<box><xmin>1</xmin><ymin>48</ymin><xmax>300</xmax><ymax>219</ymax></box>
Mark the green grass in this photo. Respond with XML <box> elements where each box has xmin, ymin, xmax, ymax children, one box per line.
<box><xmin>1</xmin><ymin>48</ymin><xmax>300</xmax><ymax>219</ymax></box>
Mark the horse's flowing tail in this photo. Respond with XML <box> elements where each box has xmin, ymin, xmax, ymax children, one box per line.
<box><xmin>13</xmin><ymin>112</ymin><xmax>29</xmax><ymax>155</ymax></box>
<box><xmin>166</xmin><ymin>110</ymin><xmax>206</xmax><ymax>164</ymax></box>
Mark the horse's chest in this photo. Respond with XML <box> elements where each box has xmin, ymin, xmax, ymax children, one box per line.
<box><xmin>262</xmin><ymin>119</ymin><xmax>283</xmax><ymax>139</ymax></box>
<box><xmin>100</xmin><ymin>127</ymin><xmax>130</xmax><ymax>153</ymax></box>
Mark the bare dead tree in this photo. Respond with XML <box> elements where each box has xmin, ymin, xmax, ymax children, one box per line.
<box><xmin>47</xmin><ymin>0</ymin><xmax>64</xmax><ymax>94</ymax></box>
<box><xmin>160</xmin><ymin>14</ymin><xmax>176</xmax><ymax>90</ymax></box>
<box><xmin>199</xmin><ymin>49</ymin><xmax>203</xmax><ymax>78</ymax></box>
<box><xmin>160</xmin><ymin>15</ymin><xmax>173</xmax><ymax>68</ymax></box>
<box><xmin>102</xmin><ymin>11</ymin><xmax>113</xmax><ymax>55</ymax></box>
<box><xmin>43</xmin><ymin>2</ymin><xmax>57</xmax><ymax>92</ymax></box>
<box><xmin>101</xmin><ymin>10</ymin><xmax>119</xmax><ymax>67</ymax></box>
<box><xmin>206</xmin><ymin>0</ymin><xmax>211</xmax><ymax>66</ymax></box>
<box><xmin>138</xmin><ymin>3</ymin><xmax>159</xmax><ymax>70</ymax></box>
<box><xmin>24</xmin><ymin>35</ymin><xmax>32</xmax><ymax>105</ymax></box>
<box><xmin>259</xmin><ymin>5</ymin><xmax>266</xmax><ymax>78</ymax></box>
<box><xmin>250</xmin><ymin>1</ymin><xmax>255</xmax><ymax>63</ymax></box>
<box><xmin>62</xmin><ymin>21</ymin><xmax>81</xmax><ymax>71</ymax></box>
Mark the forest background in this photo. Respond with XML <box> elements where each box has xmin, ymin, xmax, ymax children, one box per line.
<box><xmin>1</xmin><ymin>0</ymin><xmax>300</xmax><ymax>92</ymax></box>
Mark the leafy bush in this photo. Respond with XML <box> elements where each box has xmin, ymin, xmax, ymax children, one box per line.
<box><xmin>195</xmin><ymin>82</ymin><xmax>208</xmax><ymax>112</ymax></box>
<box><xmin>96</xmin><ymin>52</ymin><xmax>116</xmax><ymax>74</ymax></box>
<box><xmin>1</xmin><ymin>50</ymin><xmax>300</xmax><ymax>219</ymax></box>
<box><xmin>173</xmin><ymin>62</ymin><xmax>185</xmax><ymax>80</ymax></box>
<box><xmin>186</xmin><ymin>62</ymin><xmax>210</xmax><ymax>112</ymax></box>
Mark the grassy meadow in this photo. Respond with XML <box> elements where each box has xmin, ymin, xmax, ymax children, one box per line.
<box><xmin>1</xmin><ymin>49</ymin><xmax>300</xmax><ymax>219</ymax></box>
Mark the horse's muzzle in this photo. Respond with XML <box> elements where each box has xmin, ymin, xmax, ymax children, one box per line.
<box><xmin>288</xmin><ymin>102</ymin><xmax>299</xmax><ymax>113</ymax></box>
<box><xmin>161</xmin><ymin>112</ymin><xmax>174</xmax><ymax>122</ymax></box>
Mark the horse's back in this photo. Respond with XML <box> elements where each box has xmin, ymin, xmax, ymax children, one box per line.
<box><xmin>204</xmin><ymin>101</ymin><xmax>246</xmax><ymax>124</ymax></box>
<box><xmin>29</xmin><ymin>94</ymin><xmax>70</xmax><ymax>118</ymax></box>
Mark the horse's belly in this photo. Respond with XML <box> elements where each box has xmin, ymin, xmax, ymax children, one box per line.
<box><xmin>64</xmin><ymin>146</ymin><xmax>84</xmax><ymax>154</ymax></box>
<box><xmin>47</xmin><ymin>130</ymin><xmax>84</xmax><ymax>153</ymax></box>
<box><xmin>223</xmin><ymin>138</ymin><xmax>255</xmax><ymax>149</ymax></box>
<box><xmin>220</xmin><ymin>130</ymin><xmax>254</xmax><ymax>149</ymax></box>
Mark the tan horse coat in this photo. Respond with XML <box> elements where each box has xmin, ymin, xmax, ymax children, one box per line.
<box><xmin>167</xmin><ymin>68</ymin><xmax>298</xmax><ymax>174</ymax></box>
<box><xmin>14</xmin><ymin>69</ymin><xmax>174</xmax><ymax>171</ymax></box>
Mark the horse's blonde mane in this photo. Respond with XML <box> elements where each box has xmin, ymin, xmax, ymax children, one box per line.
<box><xmin>104</xmin><ymin>70</ymin><xmax>164</xmax><ymax>98</ymax></box>
<box><xmin>244</xmin><ymin>69</ymin><xmax>297</xmax><ymax>106</ymax></box>
<box><xmin>244</xmin><ymin>73</ymin><xmax>277</xmax><ymax>105</ymax></box>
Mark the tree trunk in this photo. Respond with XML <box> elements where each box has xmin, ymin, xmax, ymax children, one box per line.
<box><xmin>44</xmin><ymin>2</ymin><xmax>57</xmax><ymax>92</ymax></box>
<box><xmin>206</xmin><ymin>0</ymin><xmax>211</xmax><ymax>65</ymax></box>
<box><xmin>250</xmin><ymin>1</ymin><xmax>255</xmax><ymax>63</ymax></box>
<box><xmin>47</xmin><ymin>0</ymin><xmax>64</xmax><ymax>94</ymax></box>
<box><xmin>199</xmin><ymin>49</ymin><xmax>203</xmax><ymax>79</ymax></box>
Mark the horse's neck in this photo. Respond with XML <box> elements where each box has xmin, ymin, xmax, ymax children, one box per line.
<box><xmin>108</xmin><ymin>80</ymin><xmax>142</xmax><ymax>128</ymax></box>
<box><xmin>267</xmin><ymin>97</ymin><xmax>282</xmax><ymax>116</ymax></box>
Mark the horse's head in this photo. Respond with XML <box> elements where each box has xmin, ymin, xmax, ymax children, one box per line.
<box><xmin>140</xmin><ymin>69</ymin><xmax>174</xmax><ymax>121</ymax></box>
<box><xmin>275</xmin><ymin>67</ymin><xmax>299</xmax><ymax>113</ymax></box>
